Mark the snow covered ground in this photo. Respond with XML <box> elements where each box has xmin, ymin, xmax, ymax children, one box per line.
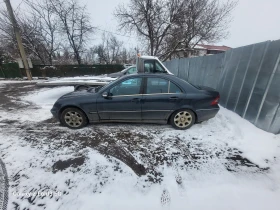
<box><xmin>0</xmin><ymin>81</ymin><xmax>279</xmax><ymax>210</ymax></box>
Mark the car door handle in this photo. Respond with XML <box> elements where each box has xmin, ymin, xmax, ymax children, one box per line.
<box><xmin>131</xmin><ymin>98</ymin><xmax>141</xmax><ymax>102</ymax></box>
<box><xmin>169</xmin><ymin>96</ymin><xmax>179</xmax><ymax>101</ymax></box>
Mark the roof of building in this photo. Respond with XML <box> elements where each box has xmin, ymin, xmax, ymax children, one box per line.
<box><xmin>196</xmin><ymin>44</ymin><xmax>231</xmax><ymax>51</ymax></box>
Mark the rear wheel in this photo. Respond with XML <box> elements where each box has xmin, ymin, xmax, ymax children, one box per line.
<box><xmin>170</xmin><ymin>109</ymin><xmax>195</xmax><ymax>130</ymax></box>
<box><xmin>61</xmin><ymin>108</ymin><xmax>88</xmax><ymax>129</ymax></box>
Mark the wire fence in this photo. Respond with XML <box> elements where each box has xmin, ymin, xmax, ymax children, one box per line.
<box><xmin>164</xmin><ymin>40</ymin><xmax>280</xmax><ymax>134</ymax></box>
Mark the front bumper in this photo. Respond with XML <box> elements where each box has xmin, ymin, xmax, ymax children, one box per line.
<box><xmin>50</xmin><ymin>107</ymin><xmax>59</xmax><ymax>119</ymax></box>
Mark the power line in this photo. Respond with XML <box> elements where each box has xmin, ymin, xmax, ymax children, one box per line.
<box><xmin>94</xmin><ymin>27</ymin><xmax>136</xmax><ymax>39</ymax></box>
<box><xmin>14</xmin><ymin>0</ymin><xmax>24</xmax><ymax>14</ymax></box>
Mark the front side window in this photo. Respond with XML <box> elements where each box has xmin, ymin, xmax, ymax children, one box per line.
<box><xmin>109</xmin><ymin>78</ymin><xmax>142</xmax><ymax>96</ymax></box>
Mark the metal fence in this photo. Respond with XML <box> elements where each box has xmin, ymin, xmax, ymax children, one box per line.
<box><xmin>164</xmin><ymin>40</ymin><xmax>280</xmax><ymax>134</ymax></box>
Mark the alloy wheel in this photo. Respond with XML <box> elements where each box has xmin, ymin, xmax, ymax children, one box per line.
<box><xmin>64</xmin><ymin>111</ymin><xmax>83</xmax><ymax>128</ymax></box>
<box><xmin>174</xmin><ymin>111</ymin><xmax>192</xmax><ymax>128</ymax></box>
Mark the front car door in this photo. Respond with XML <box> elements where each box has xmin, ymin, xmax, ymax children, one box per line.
<box><xmin>141</xmin><ymin>76</ymin><xmax>185</xmax><ymax>122</ymax></box>
<box><xmin>97</xmin><ymin>77</ymin><xmax>143</xmax><ymax>121</ymax></box>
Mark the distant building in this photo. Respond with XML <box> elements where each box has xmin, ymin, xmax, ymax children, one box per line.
<box><xmin>169</xmin><ymin>44</ymin><xmax>231</xmax><ymax>59</ymax></box>
<box><xmin>196</xmin><ymin>44</ymin><xmax>231</xmax><ymax>55</ymax></box>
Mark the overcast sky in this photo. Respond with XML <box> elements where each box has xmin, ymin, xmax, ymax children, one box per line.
<box><xmin>10</xmin><ymin>0</ymin><xmax>280</xmax><ymax>49</ymax></box>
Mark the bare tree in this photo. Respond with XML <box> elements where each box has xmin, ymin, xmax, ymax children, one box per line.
<box><xmin>115</xmin><ymin>0</ymin><xmax>237</xmax><ymax>61</ymax></box>
<box><xmin>0</xmin><ymin>3</ymin><xmax>60</xmax><ymax>65</ymax></box>
<box><xmin>24</xmin><ymin>0</ymin><xmax>61</xmax><ymax>65</ymax></box>
<box><xmin>0</xmin><ymin>8</ymin><xmax>19</xmax><ymax>60</ymax></box>
<box><xmin>50</xmin><ymin>0</ymin><xmax>94</xmax><ymax>65</ymax></box>
<box><xmin>95</xmin><ymin>33</ymin><xmax>124</xmax><ymax>64</ymax></box>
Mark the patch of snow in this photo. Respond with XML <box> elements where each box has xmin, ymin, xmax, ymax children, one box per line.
<box><xmin>22</xmin><ymin>86</ymin><xmax>73</xmax><ymax>108</ymax></box>
<box><xmin>218</xmin><ymin>107</ymin><xmax>279</xmax><ymax>167</ymax></box>
<box><xmin>0</xmin><ymin>85</ymin><xmax>279</xmax><ymax>210</ymax></box>
<box><xmin>0</xmin><ymin>87</ymin><xmax>73</xmax><ymax>122</ymax></box>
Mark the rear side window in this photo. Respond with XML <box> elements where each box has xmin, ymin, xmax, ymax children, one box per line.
<box><xmin>147</xmin><ymin>78</ymin><xmax>168</xmax><ymax>94</ymax></box>
<box><xmin>169</xmin><ymin>82</ymin><xmax>182</xmax><ymax>93</ymax></box>
<box><xmin>146</xmin><ymin>77</ymin><xmax>183</xmax><ymax>94</ymax></box>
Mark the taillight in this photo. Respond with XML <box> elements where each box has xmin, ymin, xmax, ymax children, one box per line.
<box><xmin>211</xmin><ymin>95</ymin><xmax>220</xmax><ymax>105</ymax></box>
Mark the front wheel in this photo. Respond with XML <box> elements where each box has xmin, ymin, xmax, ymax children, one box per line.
<box><xmin>170</xmin><ymin>109</ymin><xmax>195</xmax><ymax>130</ymax></box>
<box><xmin>61</xmin><ymin>108</ymin><xmax>88</xmax><ymax>129</ymax></box>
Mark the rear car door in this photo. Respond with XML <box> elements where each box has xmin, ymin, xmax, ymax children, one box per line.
<box><xmin>97</xmin><ymin>77</ymin><xmax>143</xmax><ymax>120</ymax></box>
<box><xmin>141</xmin><ymin>77</ymin><xmax>185</xmax><ymax>121</ymax></box>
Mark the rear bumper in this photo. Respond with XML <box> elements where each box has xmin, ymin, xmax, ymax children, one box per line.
<box><xmin>196</xmin><ymin>106</ymin><xmax>220</xmax><ymax>122</ymax></box>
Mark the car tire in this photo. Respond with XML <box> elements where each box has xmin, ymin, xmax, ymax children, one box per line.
<box><xmin>61</xmin><ymin>108</ymin><xmax>88</xmax><ymax>129</ymax></box>
<box><xmin>170</xmin><ymin>109</ymin><xmax>195</xmax><ymax>130</ymax></box>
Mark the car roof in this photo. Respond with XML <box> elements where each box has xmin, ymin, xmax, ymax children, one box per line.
<box><xmin>139</xmin><ymin>55</ymin><xmax>158</xmax><ymax>59</ymax></box>
<box><xmin>120</xmin><ymin>73</ymin><xmax>192</xmax><ymax>87</ymax></box>
<box><xmin>104</xmin><ymin>73</ymin><xmax>199</xmax><ymax>93</ymax></box>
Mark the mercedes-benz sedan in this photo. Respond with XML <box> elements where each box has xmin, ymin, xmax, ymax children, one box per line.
<box><xmin>51</xmin><ymin>74</ymin><xmax>220</xmax><ymax>129</ymax></box>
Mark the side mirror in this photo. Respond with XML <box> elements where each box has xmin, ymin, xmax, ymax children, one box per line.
<box><xmin>102</xmin><ymin>92</ymin><xmax>109</xmax><ymax>98</ymax></box>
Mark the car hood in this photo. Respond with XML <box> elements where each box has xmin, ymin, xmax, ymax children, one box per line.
<box><xmin>107</xmin><ymin>71</ymin><xmax>124</xmax><ymax>78</ymax></box>
<box><xmin>59</xmin><ymin>90</ymin><xmax>95</xmax><ymax>99</ymax></box>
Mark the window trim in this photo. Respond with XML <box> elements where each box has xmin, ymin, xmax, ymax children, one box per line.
<box><xmin>168</xmin><ymin>81</ymin><xmax>183</xmax><ymax>94</ymax></box>
<box><xmin>144</xmin><ymin>77</ymin><xmax>183</xmax><ymax>95</ymax></box>
<box><xmin>106</xmin><ymin>76</ymin><xmax>144</xmax><ymax>97</ymax></box>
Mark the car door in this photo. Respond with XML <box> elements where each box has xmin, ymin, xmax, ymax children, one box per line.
<box><xmin>142</xmin><ymin>77</ymin><xmax>184</xmax><ymax>121</ymax></box>
<box><xmin>96</xmin><ymin>77</ymin><xmax>143</xmax><ymax>121</ymax></box>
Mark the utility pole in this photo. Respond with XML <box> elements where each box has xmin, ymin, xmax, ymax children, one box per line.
<box><xmin>3</xmin><ymin>0</ymin><xmax>32</xmax><ymax>80</ymax></box>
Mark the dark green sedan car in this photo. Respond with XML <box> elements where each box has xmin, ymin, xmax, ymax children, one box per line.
<box><xmin>51</xmin><ymin>74</ymin><xmax>220</xmax><ymax>129</ymax></box>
